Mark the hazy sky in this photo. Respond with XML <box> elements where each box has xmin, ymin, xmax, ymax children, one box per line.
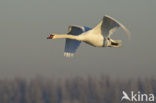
<box><xmin>0</xmin><ymin>0</ymin><xmax>156</xmax><ymax>79</ymax></box>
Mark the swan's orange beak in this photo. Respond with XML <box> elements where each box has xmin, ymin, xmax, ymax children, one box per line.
<box><xmin>47</xmin><ymin>34</ymin><xmax>54</xmax><ymax>39</ymax></box>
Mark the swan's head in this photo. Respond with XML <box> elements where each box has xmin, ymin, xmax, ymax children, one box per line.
<box><xmin>47</xmin><ymin>34</ymin><xmax>54</xmax><ymax>39</ymax></box>
<box><xmin>107</xmin><ymin>38</ymin><xmax>122</xmax><ymax>47</ymax></box>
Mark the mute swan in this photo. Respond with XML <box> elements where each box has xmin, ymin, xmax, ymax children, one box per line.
<box><xmin>47</xmin><ymin>15</ymin><xmax>130</xmax><ymax>57</ymax></box>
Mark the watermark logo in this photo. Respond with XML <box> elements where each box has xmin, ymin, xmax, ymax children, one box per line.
<box><xmin>121</xmin><ymin>91</ymin><xmax>131</xmax><ymax>101</ymax></box>
<box><xmin>121</xmin><ymin>91</ymin><xmax>155</xmax><ymax>102</ymax></box>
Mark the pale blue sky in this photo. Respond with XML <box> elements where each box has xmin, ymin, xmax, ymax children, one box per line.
<box><xmin>0</xmin><ymin>0</ymin><xmax>156</xmax><ymax>79</ymax></box>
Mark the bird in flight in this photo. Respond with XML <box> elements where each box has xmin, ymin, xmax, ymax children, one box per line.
<box><xmin>47</xmin><ymin>15</ymin><xmax>130</xmax><ymax>57</ymax></box>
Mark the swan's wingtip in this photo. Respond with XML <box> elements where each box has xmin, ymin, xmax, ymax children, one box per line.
<box><xmin>104</xmin><ymin>15</ymin><xmax>131</xmax><ymax>40</ymax></box>
<box><xmin>64</xmin><ymin>52</ymin><xmax>74</xmax><ymax>58</ymax></box>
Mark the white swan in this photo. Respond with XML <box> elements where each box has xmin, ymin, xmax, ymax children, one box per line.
<box><xmin>47</xmin><ymin>15</ymin><xmax>130</xmax><ymax>57</ymax></box>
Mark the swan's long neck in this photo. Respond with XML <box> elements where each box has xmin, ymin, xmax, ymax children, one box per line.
<box><xmin>53</xmin><ymin>34</ymin><xmax>80</xmax><ymax>41</ymax></box>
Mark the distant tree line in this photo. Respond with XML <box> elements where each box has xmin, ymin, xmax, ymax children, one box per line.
<box><xmin>0</xmin><ymin>76</ymin><xmax>155</xmax><ymax>103</ymax></box>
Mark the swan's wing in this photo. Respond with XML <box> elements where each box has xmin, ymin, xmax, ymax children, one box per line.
<box><xmin>64</xmin><ymin>25</ymin><xmax>84</xmax><ymax>57</ymax></box>
<box><xmin>92</xmin><ymin>15</ymin><xmax>130</xmax><ymax>39</ymax></box>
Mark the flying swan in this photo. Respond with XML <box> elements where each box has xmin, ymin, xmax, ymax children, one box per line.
<box><xmin>47</xmin><ymin>15</ymin><xmax>130</xmax><ymax>57</ymax></box>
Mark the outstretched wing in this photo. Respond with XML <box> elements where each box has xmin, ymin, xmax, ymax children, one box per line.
<box><xmin>64</xmin><ymin>25</ymin><xmax>84</xmax><ymax>57</ymax></box>
<box><xmin>92</xmin><ymin>15</ymin><xmax>130</xmax><ymax>39</ymax></box>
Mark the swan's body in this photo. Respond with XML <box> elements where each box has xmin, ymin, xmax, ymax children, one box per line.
<box><xmin>47</xmin><ymin>15</ymin><xmax>130</xmax><ymax>57</ymax></box>
<box><xmin>79</xmin><ymin>30</ymin><xmax>105</xmax><ymax>47</ymax></box>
